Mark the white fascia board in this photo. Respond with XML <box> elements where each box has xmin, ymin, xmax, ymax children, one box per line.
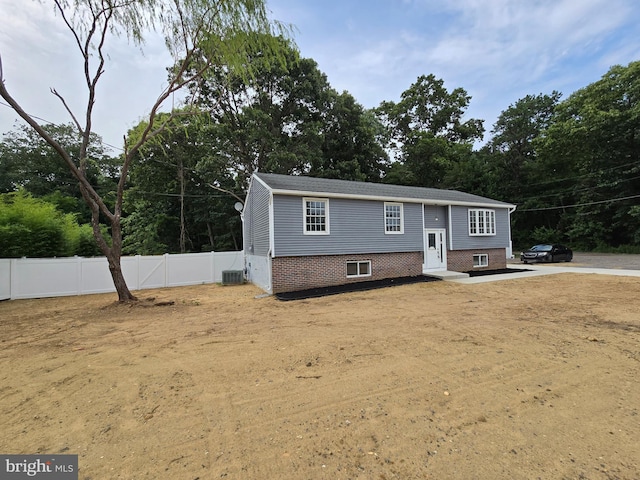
<box><xmin>253</xmin><ymin>173</ymin><xmax>272</xmax><ymax>191</ymax></box>
<box><xmin>269</xmin><ymin>188</ymin><xmax>516</xmax><ymax>210</ymax></box>
<box><xmin>249</xmin><ymin>173</ymin><xmax>277</xmax><ymax>257</ymax></box>
<box><xmin>241</xmin><ymin>176</ymin><xmax>254</xmax><ymax>217</ymax></box>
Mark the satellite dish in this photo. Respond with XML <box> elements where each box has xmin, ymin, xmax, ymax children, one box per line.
<box><xmin>234</xmin><ymin>202</ymin><xmax>244</xmax><ymax>212</ymax></box>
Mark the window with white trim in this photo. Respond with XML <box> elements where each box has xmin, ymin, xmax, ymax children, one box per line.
<box><xmin>303</xmin><ymin>197</ymin><xmax>329</xmax><ymax>234</ymax></box>
<box><xmin>468</xmin><ymin>209</ymin><xmax>496</xmax><ymax>236</ymax></box>
<box><xmin>346</xmin><ymin>260</ymin><xmax>371</xmax><ymax>277</ymax></box>
<box><xmin>384</xmin><ymin>202</ymin><xmax>404</xmax><ymax>234</ymax></box>
<box><xmin>473</xmin><ymin>254</ymin><xmax>489</xmax><ymax>267</ymax></box>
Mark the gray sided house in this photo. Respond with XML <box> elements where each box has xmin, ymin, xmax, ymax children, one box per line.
<box><xmin>242</xmin><ymin>173</ymin><xmax>516</xmax><ymax>294</ymax></box>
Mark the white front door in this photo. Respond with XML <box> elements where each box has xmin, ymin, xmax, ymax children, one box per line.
<box><xmin>424</xmin><ymin>229</ymin><xmax>446</xmax><ymax>271</ymax></box>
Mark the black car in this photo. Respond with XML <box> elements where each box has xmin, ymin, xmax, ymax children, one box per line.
<box><xmin>520</xmin><ymin>244</ymin><xmax>573</xmax><ymax>263</ymax></box>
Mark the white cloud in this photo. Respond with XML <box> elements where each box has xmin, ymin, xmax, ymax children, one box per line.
<box><xmin>351</xmin><ymin>0</ymin><xmax>633</xmax><ymax>140</ymax></box>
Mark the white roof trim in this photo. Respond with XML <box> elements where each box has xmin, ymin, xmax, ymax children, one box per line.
<box><xmin>268</xmin><ymin>188</ymin><xmax>516</xmax><ymax>209</ymax></box>
<box><xmin>252</xmin><ymin>174</ymin><xmax>271</xmax><ymax>190</ymax></box>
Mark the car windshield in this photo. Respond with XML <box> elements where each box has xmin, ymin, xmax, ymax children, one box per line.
<box><xmin>529</xmin><ymin>244</ymin><xmax>553</xmax><ymax>252</ymax></box>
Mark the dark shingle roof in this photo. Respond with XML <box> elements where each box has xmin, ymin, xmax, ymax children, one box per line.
<box><xmin>254</xmin><ymin>173</ymin><xmax>514</xmax><ymax>208</ymax></box>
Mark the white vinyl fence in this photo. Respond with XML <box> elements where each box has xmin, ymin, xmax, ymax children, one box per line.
<box><xmin>0</xmin><ymin>251</ymin><xmax>243</xmax><ymax>301</ymax></box>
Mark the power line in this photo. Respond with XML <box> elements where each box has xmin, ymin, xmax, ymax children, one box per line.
<box><xmin>514</xmin><ymin>159</ymin><xmax>640</xmax><ymax>189</ymax></box>
<box><xmin>512</xmin><ymin>174</ymin><xmax>640</xmax><ymax>203</ymax></box>
<box><xmin>516</xmin><ymin>194</ymin><xmax>640</xmax><ymax>212</ymax></box>
<box><xmin>134</xmin><ymin>190</ymin><xmax>241</xmax><ymax>199</ymax></box>
<box><xmin>0</xmin><ymin>100</ymin><xmax>124</xmax><ymax>152</ymax></box>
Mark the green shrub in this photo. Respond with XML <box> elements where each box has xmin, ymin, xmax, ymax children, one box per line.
<box><xmin>0</xmin><ymin>190</ymin><xmax>103</xmax><ymax>258</ymax></box>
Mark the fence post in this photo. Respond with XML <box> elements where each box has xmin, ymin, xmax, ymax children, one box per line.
<box><xmin>76</xmin><ymin>256</ymin><xmax>82</xmax><ymax>296</ymax></box>
<box><xmin>164</xmin><ymin>253</ymin><xmax>169</xmax><ymax>288</ymax></box>
<box><xmin>210</xmin><ymin>250</ymin><xmax>216</xmax><ymax>283</ymax></box>
<box><xmin>135</xmin><ymin>255</ymin><xmax>141</xmax><ymax>290</ymax></box>
<box><xmin>10</xmin><ymin>258</ymin><xmax>17</xmax><ymax>300</ymax></box>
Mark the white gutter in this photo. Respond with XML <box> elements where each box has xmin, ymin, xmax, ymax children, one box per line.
<box><xmin>268</xmin><ymin>188</ymin><xmax>516</xmax><ymax>210</ymax></box>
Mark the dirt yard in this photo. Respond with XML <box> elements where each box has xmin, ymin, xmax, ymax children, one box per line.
<box><xmin>1</xmin><ymin>273</ymin><xmax>639</xmax><ymax>479</ymax></box>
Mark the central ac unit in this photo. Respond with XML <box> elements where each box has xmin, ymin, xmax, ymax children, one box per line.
<box><xmin>222</xmin><ymin>270</ymin><xmax>244</xmax><ymax>285</ymax></box>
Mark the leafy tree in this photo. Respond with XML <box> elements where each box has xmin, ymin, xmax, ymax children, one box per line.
<box><xmin>123</xmin><ymin>112</ymin><xmax>243</xmax><ymax>254</ymax></box>
<box><xmin>537</xmin><ymin>61</ymin><xmax>640</xmax><ymax>249</ymax></box>
<box><xmin>196</xmin><ymin>36</ymin><xmax>388</xmax><ymax>186</ymax></box>
<box><xmin>443</xmin><ymin>148</ymin><xmax>494</xmax><ymax>198</ymax></box>
<box><xmin>485</xmin><ymin>92</ymin><xmax>562</xmax><ymax>200</ymax></box>
<box><xmin>376</xmin><ymin>74</ymin><xmax>484</xmax><ymax>188</ymax></box>
<box><xmin>0</xmin><ymin>123</ymin><xmax>116</xmax><ymax>222</ymax></box>
<box><xmin>197</xmin><ymin>37</ymin><xmax>327</xmax><ymax>184</ymax></box>
<box><xmin>482</xmin><ymin>92</ymin><xmax>562</xmax><ymax>247</ymax></box>
<box><xmin>126</xmin><ymin>39</ymin><xmax>388</xmax><ymax>256</ymax></box>
<box><xmin>311</xmin><ymin>93</ymin><xmax>388</xmax><ymax>182</ymax></box>
<box><xmin>0</xmin><ymin>0</ymin><xmax>289</xmax><ymax>301</ymax></box>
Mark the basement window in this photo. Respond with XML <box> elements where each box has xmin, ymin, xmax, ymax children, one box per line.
<box><xmin>473</xmin><ymin>254</ymin><xmax>489</xmax><ymax>268</ymax></box>
<box><xmin>346</xmin><ymin>261</ymin><xmax>371</xmax><ymax>278</ymax></box>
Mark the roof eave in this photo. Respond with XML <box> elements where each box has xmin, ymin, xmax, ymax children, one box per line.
<box><xmin>268</xmin><ymin>188</ymin><xmax>516</xmax><ymax>209</ymax></box>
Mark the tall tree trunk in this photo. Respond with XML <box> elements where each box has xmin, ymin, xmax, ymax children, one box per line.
<box><xmin>229</xmin><ymin>224</ymin><xmax>238</xmax><ymax>250</ymax></box>
<box><xmin>206</xmin><ymin>222</ymin><xmax>215</xmax><ymax>249</ymax></box>
<box><xmin>106</xmin><ymin>214</ymin><xmax>136</xmax><ymax>302</ymax></box>
<box><xmin>106</xmin><ymin>251</ymin><xmax>136</xmax><ymax>301</ymax></box>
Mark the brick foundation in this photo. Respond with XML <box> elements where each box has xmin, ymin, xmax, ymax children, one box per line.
<box><xmin>272</xmin><ymin>252</ymin><xmax>423</xmax><ymax>294</ymax></box>
<box><xmin>446</xmin><ymin>248</ymin><xmax>507</xmax><ymax>272</ymax></box>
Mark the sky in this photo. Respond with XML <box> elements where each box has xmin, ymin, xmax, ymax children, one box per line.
<box><xmin>1</xmin><ymin>0</ymin><xmax>639</xmax><ymax>153</ymax></box>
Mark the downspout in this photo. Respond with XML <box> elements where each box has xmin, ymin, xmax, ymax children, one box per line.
<box><xmin>268</xmin><ymin>193</ymin><xmax>275</xmax><ymax>258</ymax></box>
<box><xmin>422</xmin><ymin>203</ymin><xmax>426</xmax><ymax>271</ymax></box>
<box><xmin>507</xmin><ymin>206</ymin><xmax>517</xmax><ymax>259</ymax></box>
<box><xmin>240</xmin><ymin>206</ymin><xmax>246</xmax><ymax>277</ymax></box>
<box><xmin>448</xmin><ymin>205</ymin><xmax>453</xmax><ymax>251</ymax></box>
<box><xmin>267</xmin><ymin>193</ymin><xmax>275</xmax><ymax>293</ymax></box>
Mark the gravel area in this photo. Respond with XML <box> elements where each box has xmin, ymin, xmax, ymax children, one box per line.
<box><xmin>510</xmin><ymin>252</ymin><xmax>640</xmax><ymax>270</ymax></box>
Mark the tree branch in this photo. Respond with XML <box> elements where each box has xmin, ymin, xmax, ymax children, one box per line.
<box><xmin>0</xmin><ymin>59</ymin><xmax>114</xmax><ymax>223</ymax></box>
<box><xmin>53</xmin><ymin>0</ymin><xmax>85</xmax><ymax>54</ymax></box>
<box><xmin>207</xmin><ymin>183</ymin><xmax>245</xmax><ymax>205</ymax></box>
<box><xmin>125</xmin><ymin>48</ymin><xmax>210</xmax><ymax>156</ymax></box>
<box><xmin>50</xmin><ymin>88</ymin><xmax>83</xmax><ymax>134</ymax></box>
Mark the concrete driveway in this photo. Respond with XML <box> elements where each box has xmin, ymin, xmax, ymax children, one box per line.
<box><xmin>451</xmin><ymin>252</ymin><xmax>640</xmax><ymax>284</ymax></box>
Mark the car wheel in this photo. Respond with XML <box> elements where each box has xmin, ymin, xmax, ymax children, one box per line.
<box><xmin>548</xmin><ymin>255</ymin><xmax>554</xmax><ymax>263</ymax></box>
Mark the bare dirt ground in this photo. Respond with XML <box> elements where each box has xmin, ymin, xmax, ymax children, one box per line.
<box><xmin>1</xmin><ymin>273</ymin><xmax>639</xmax><ymax>480</ymax></box>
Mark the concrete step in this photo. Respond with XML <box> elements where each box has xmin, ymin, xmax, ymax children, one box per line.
<box><xmin>424</xmin><ymin>270</ymin><xmax>469</xmax><ymax>280</ymax></box>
